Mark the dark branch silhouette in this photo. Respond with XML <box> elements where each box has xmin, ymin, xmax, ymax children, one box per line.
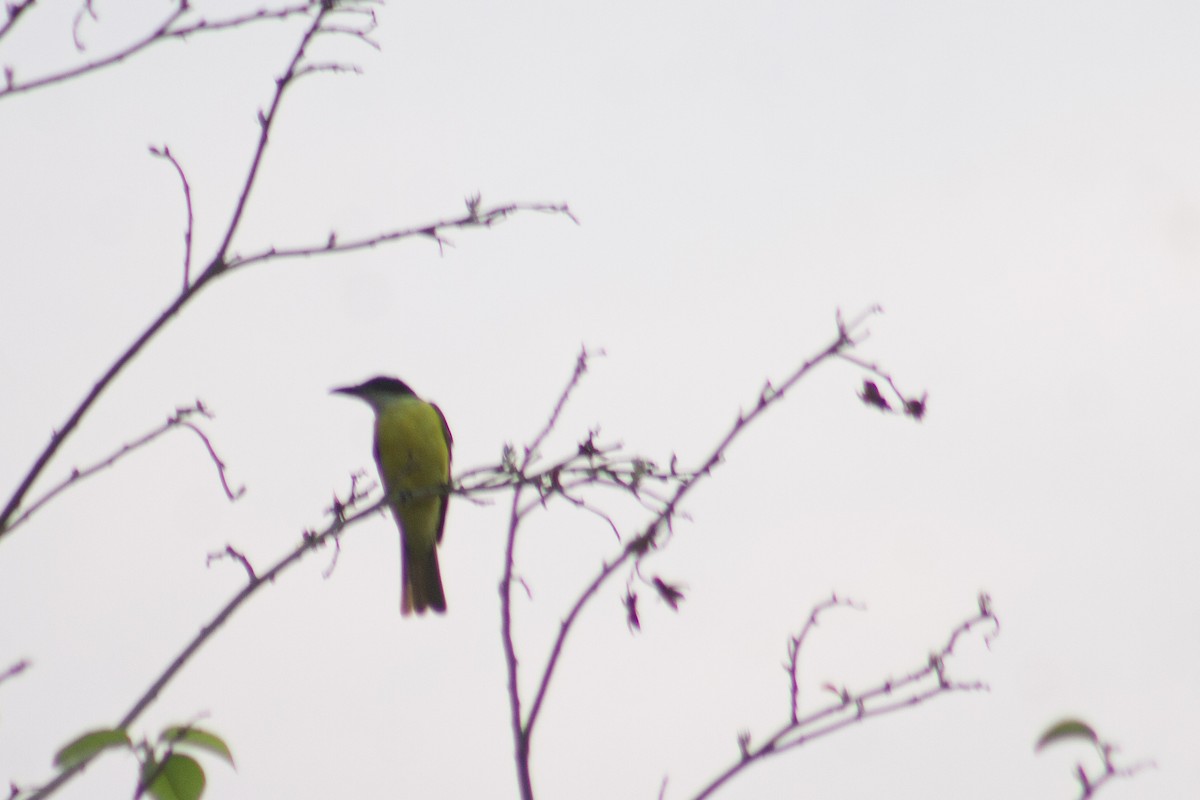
<box><xmin>0</xmin><ymin>0</ymin><xmax>36</xmax><ymax>45</ymax></box>
<box><xmin>23</xmin><ymin>474</ymin><xmax>376</xmax><ymax>800</ymax></box>
<box><xmin>689</xmin><ymin>592</ymin><xmax>997</xmax><ymax>799</ymax></box>
<box><xmin>4</xmin><ymin>402</ymin><xmax>241</xmax><ymax>537</ymax></box>
<box><xmin>0</xmin><ymin>3</ymin><xmax>573</xmax><ymax>544</ymax></box>
<box><xmin>0</xmin><ymin>1</ymin><xmax>329</xmax><ymax>98</ymax></box>
<box><xmin>486</xmin><ymin>308</ymin><xmax>948</xmax><ymax>800</ymax></box>
<box><xmin>147</xmin><ymin>146</ymin><xmax>195</xmax><ymax>290</ymax></box>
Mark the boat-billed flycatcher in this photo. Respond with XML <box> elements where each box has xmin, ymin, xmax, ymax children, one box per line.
<box><xmin>333</xmin><ymin>377</ymin><xmax>453</xmax><ymax>615</ymax></box>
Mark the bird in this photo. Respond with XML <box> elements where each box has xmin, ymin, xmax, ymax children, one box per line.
<box><xmin>333</xmin><ymin>377</ymin><xmax>453</xmax><ymax>615</ymax></box>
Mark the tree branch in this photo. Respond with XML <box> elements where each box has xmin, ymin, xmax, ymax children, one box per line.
<box><xmin>0</xmin><ymin>6</ymin><xmax>570</xmax><ymax>544</ymax></box>
<box><xmin>500</xmin><ymin>346</ymin><xmax>594</xmax><ymax>800</ymax></box>
<box><xmin>223</xmin><ymin>199</ymin><xmax>578</xmax><ymax>272</ymax></box>
<box><xmin>522</xmin><ymin>308</ymin><xmax>877</xmax><ymax>746</ymax></box>
<box><xmin>4</xmin><ymin>402</ymin><xmax>241</xmax><ymax>536</ymax></box>
<box><xmin>24</xmin><ymin>477</ymin><xmax>379</xmax><ymax>800</ymax></box>
<box><xmin>689</xmin><ymin>593</ymin><xmax>998</xmax><ymax>800</ymax></box>
<box><xmin>0</xmin><ymin>1</ymin><xmax>325</xmax><ymax>98</ymax></box>
<box><xmin>148</xmin><ymin>145</ymin><xmax>195</xmax><ymax>290</ymax></box>
<box><xmin>0</xmin><ymin>0</ymin><xmax>36</xmax><ymax>46</ymax></box>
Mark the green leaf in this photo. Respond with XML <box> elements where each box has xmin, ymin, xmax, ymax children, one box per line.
<box><xmin>160</xmin><ymin>726</ymin><xmax>235</xmax><ymax>767</ymax></box>
<box><xmin>1035</xmin><ymin>718</ymin><xmax>1099</xmax><ymax>752</ymax></box>
<box><xmin>145</xmin><ymin>753</ymin><xmax>206</xmax><ymax>800</ymax></box>
<box><xmin>53</xmin><ymin>728</ymin><xmax>131</xmax><ymax>769</ymax></box>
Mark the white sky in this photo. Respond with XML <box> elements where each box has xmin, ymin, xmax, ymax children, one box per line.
<box><xmin>2</xmin><ymin>1</ymin><xmax>1198</xmax><ymax>798</ymax></box>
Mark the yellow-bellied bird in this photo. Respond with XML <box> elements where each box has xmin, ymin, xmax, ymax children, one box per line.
<box><xmin>333</xmin><ymin>377</ymin><xmax>453</xmax><ymax>615</ymax></box>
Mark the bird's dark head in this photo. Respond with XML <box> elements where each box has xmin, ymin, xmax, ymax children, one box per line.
<box><xmin>332</xmin><ymin>376</ymin><xmax>417</xmax><ymax>410</ymax></box>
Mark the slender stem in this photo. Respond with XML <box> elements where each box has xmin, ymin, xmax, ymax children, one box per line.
<box><xmin>0</xmin><ymin>6</ymin><xmax>330</xmax><ymax>540</ymax></box>
<box><xmin>0</xmin><ymin>0</ymin><xmax>36</xmax><ymax>45</ymax></box>
<box><xmin>212</xmin><ymin>5</ymin><xmax>329</xmax><ymax>264</ymax></box>
<box><xmin>26</xmin><ymin>498</ymin><xmax>377</xmax><ymax>800</ymax></box>
<box><xmin>522</xmin><ymin>317</ymin><xmax>862</xmax><ymax>742</ymax></box>
<box><xmin>0</xmin><ymin>2</ymin><xmax>188</xmax><ymax>98</ymax></box>
<box><xmin>501</xmin><ymin>480</ymin><xmax>534</xmax><ymax>800</ymax></box>
<box><xmin>0</xmin><ymin>280</ymin><xmax>206</xmax><ymax>538</ymax></box>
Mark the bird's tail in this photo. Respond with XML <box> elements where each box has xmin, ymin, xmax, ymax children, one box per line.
<box><xmin>401</xmin><ymin>542</ymin><xmax>446</xmax><ymax>615</ymax></box>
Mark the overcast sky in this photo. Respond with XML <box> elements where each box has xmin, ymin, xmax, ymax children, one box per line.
<box><xmin>1</xmin><ymin>1</ymin><xmax>1197</xmax><ymax>798</ymax></box>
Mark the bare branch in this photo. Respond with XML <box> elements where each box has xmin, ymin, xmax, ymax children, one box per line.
<box><xmin>175</xmin><ymin>419</ymin><xmax>245</xmax><ymax>501</ymax></box>
<box><xmin>293</xmin><ymin>61</ymin><xmax>363</xmax><ymax>80</ymax></box>
<box><xmin>167</xmin><ymin>3</ymin><xmax>320</xmax><ymax>39</ymax></box>
<box><xmin>207</xmin><ymin>4</ymin><xmax>333</xmax><ymax>273</ymax></box>
<box><xmin>1075</xmin><ymin>751</ymin><xmax>1156</xmax><ymax>799</ymax></box>
<box><xmin>25</xmin><ymin>478</ymin><xmax>382</xmax><ymax>800</ymax></box>
<box><xmin>2</xmin><ymin>1</ymin><xmax>186</xmax><ymax>98</ymax></box>
<box><xmin>0</xmin><ymin>0</ymin><xmax>36</xmax><ymax>45</ymax></box>
<box><xmin>2</xmin><ymin>3</ymin><xmax>570</xmax><ymax>545</ymax></box>
<box><xmin>500</xmin><ymin>347</ymin><xmax>595</xmax><ymax>800</ymax></box>
<box><xmin>148</xmin><ymin>145</ymin><xmax>195</xmax><ymax>290</ymax></box>
<box><xmin>70</xmin><ymin>0</ymin><xmax>98</xmax><ymax>52</ymax></box>
<box><xmin>0</xmin><ymin>659</ymin><xmax>30</xmax><ymax>688</ymax></box>
<box><xmin>0</xmin><ymin>3</ymin><xmax>346</xmax><ymax>533</ymax></box>
<box><xmin>1039</xmin><ymin>722</ymin><xmax>1157</xmax><ymax>800</ymax></box>
<box><xmin>223</xmin><ymin>200</ymin><xmax>578</xmax><ymax>272</ymax></box>
<box><xmin>521</xmin><ymin>309</ymin><xmax>878</xmax><ymax>747</ymax></box>
<box><xmin>0</xmin><ymin>1</ymin><xmax>326</xmax><ymax>99</ymax></box>
<box><xmin>206</xmin><ymin>545</ymin><xmax>258</xmax><ymax>582</ymax></box>
<box><xmin>690</xmin><ymin>596</ymin><xmax>998</xmax><ymax>800</ymax></box>
<box><xmin>4</xmin><ymin>402</ymin><xmax>240</xmax><ymax>536</ymax></box>
<box><xmin>786</xmin><ymin>593</ymin><xmax>865</xmax><ymax>724</ymax></box>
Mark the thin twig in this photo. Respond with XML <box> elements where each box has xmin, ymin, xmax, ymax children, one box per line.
<box><xmin>0</xmin><ymin>1</ymin><xmax>324</xmax><ymax>98</ymax></box>
<box><xmin>0</xmin><ymin>0</ymin><xmax>338</xmax><ymax>536</ymax></box>
<box><xmin>2</xmin><ymin>1</ymin><xmax>187</xmax><ymax>97</ymax></box>
<box><xmin>690</xmin><ymin>595</ymin><xmax>998</xmax><ymax>800</ymax></box>
<box><xmin>0</xmin><ymin>0</ymin><xmax>36</xmax><ymax>45</ymax></box>
<box><xmin>787</xmin><ymin>594</ymin><xmax>865</xmax><ymax>725</ymax></box>
<box><xmin>207</xmin><ymin>3</ymin><xmax>333</xmax><ymax>272</ymax></box>
<box><xmin>0</xmin><ymin>659</ymin><xmax>30</xmax><ymax>687</ymax></box>
<box><xmin>4</xmin><ymin>2</ymin><xmax>522</xmax><ymax>543</ymax></box>
<box><xmin>4</xmin><ymin>403</ymin><xmax>239</xmax><ymax>536</ymax></box>
<box><xmin>1071</xmin><ymin>736</ymin><xmax>1156</xmax><ymax>799</ymax></box>
<box><xmin>521</xmin><ymin>309</ymin><xmax>877</xmax><ymax>747</ymax></box>
<box><xmin>148</xmin><ymin>145</ymin><xmax>195</xmax><ymax>290</ymax></box>
<box><xmin>25</xmin><ymin>481</ymin><xmax>382</xmax><ymax>800</ymax></box>
<box><xmin>224</xmin><ymin>201</ymin><xmax>578</xmax><ymax>272</ymax></box>
<box><xmin>500</xmin><ymin>347</ymin><xmax>593</xmax><ymax>800</ymax></box>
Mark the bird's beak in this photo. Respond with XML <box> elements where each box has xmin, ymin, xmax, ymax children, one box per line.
<box><xmin>331</xmin><ymin>385</ymin><xmax>358</xmax><ymax>397</ymax></box>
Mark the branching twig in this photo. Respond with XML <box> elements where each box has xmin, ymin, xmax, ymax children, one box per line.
<box><xmin>206</xmin><ymin>2</ymin><xmax>333</xmax><ymax>272</ymax></box>
<box><xmin>4</xmin><ymin>403</ymin><xmax>241</xmax><ymax>536</ymax></box>
<box><xmin>1038</xmin><ymin>720</ymin><xmax>1156</xmax><ymax>800</ymax></box>
<box><xmin>206</xmin><ymin>545</ymin><xmax>258</xmax><ymax>582</ymax></box>
<box><xmin>25</xmin><ymin>477</ymin><xmax>380</xmax><ymax>800</ymax></box>
<box><xmin>174</xmin><ymin>419</ymin><xmax>245</xmax><ymax>501</ymax></box>
<box><xmin>0</xmin><ymin>0</ymin><xmax>36</xmax><ymax>45</ymax></box>
<box><xmin>522</xmin><ymin>308</ymin><xmax>878</xmax><ymax>745</ymax></box>
<box><xmin>689</xmin><ymin>593</ymin><xmax>998</xmax><ymax>800</ymax></box>
<box><xmin>148</xmin><ymin>145</ymin><xmax>195</xmax><ymax>290</ymax></box>
<box><xmin>0</xmin><ymin>659</ymin><xmax>30</xmax><ymax>688</ymax></box>
<box><xmin>223</xmin><ymin>199</ymin><xmax>578</xmax><ymax>272</ymax></box>
<box><xmin>1072</xmin><ymin>745</ymin><xmax>1156</xmax><ymax>799</ymax></box>
<box><xmin>0</xmin><ymin>1</ymin><xmax>324</xmax><ymax>98</ymax></box>
<box><xmin>500</xmin><ymin>345</ymin><xmax>595</xmax><ymax>800</ymax></box>
<box><xmin>786</xmin><ymin>593</ymin><xmax>865</xmax><ymax>725</ymax></box>
<box><xmin>0</xmin><ymin>4</ymin><xmax>334</xmax><ymax>539</ymax></box>
<box><xmin>492</xmin><ymin>308</ymin><xmax>908</xmax><ymax>800</ymax></box>
<box><xmin>0</xmin><ymin>5</ymin><xmax>572</xmax><ymax>544</ymax></box>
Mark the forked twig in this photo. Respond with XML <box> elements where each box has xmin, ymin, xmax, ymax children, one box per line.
<box><xmin>5</xmin><ymin>403</ymin><xmax>241</xmax><ymax>536</ymax></box>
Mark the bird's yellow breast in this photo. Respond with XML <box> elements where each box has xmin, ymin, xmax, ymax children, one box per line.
<box><xmin>374</xmin><ymin>397</ymin><xmax>451</xmax><ymax>494</ymax></box>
